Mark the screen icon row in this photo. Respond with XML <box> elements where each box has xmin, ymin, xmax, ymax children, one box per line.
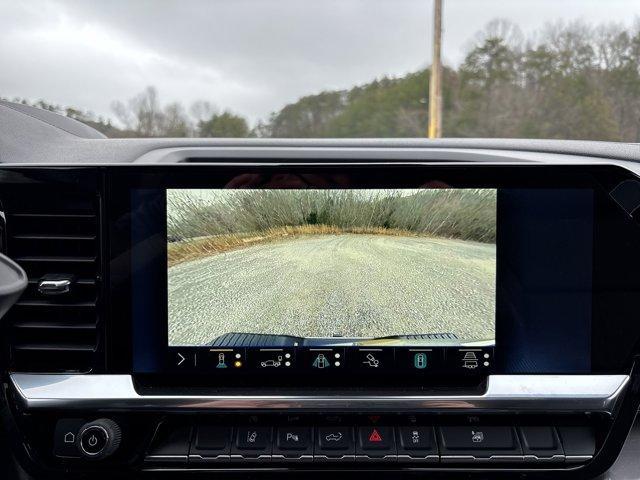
<box><xmin>169</xmin><ymin>347</ymin><xmax>493</xmax><ymax>374</ymax></box>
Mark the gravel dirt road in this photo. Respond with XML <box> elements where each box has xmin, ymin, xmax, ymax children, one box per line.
<box><xmin>168</xmin><ymin>234</ymin><xmax>496</xmax><ymax>346</ymax></box>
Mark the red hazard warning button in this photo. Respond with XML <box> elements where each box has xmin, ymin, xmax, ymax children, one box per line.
<box><xmin>369</xmin><ymin>429</ymin><xmax>383</xmax><ymax>442</ymax></box>
<box><xmin>358</xmin><ymin>426</ymin><xmax>394</xmax><ymax>451</ymax></box>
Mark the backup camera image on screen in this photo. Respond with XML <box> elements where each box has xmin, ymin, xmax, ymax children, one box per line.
<box><xmin>167</xmin><ymin>189</ymin><xmax>497</xmax><ymax>347</ymax></box>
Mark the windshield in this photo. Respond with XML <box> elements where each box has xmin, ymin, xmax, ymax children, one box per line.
<box><xmin>1</xmin><ymin>0</ymin><xmax>638</xmax><ymax>141</ymax></box>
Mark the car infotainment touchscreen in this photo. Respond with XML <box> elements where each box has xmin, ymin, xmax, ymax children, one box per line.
<box><xmin>166</xmin><ymin>188</ymin><xmax>497</xmax><ymax>351</ymax></box>
<box><xmin>117</xmin><ymin>165</ymin><xmax>626</xmax><ymax>382</ymax></box>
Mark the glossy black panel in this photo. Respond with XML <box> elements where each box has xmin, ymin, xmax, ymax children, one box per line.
<box><xmin>100</xmin><ymin>163</ymin><xmax>640</xmax><ymax>385</ymax></box>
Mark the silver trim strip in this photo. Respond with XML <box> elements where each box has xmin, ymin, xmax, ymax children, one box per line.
<box><xmin>270</xmin><ymin>454</ymin><xmax>313</xmax><ymax>462</ymax></box>
<box><xmin>566</xmin><ymin>455</ymin><xmax>594</xmax><ymax>463</ymax></box>
<box><xmin>397</xmin><ymin>454</ymin><xmax>439</xmax><ymax>463</ymax></box>
<box><xmin>355</xmin><ymin>454</ymin><xmax>398</xmax><ymax>462</ymax></box>
<box><xmin>189</xmin><ymin>454</ymin><xmax>231</xmax><ymax>463</ymax></box>
<box><xmin>441</xmin><ymin>455</ymin><xmax>525</xmax><ymax>463</ymax></box>
<box><xmin>150</xmin><ymin>453</ymin><xmax>589</xmax><ymax>465</ymax></box>
<box><xmin>9</xmin><ymin>374</ymin><xmax>629</xmax><ymax>413</ymax></box>
<box><xmin>230</xmin><ymin>454</ymin><xmax>272</xmax><ymax>462</ymax></box>
<box><xmin>313</xmin><ymin>455</ymin><xmax>356</xmax><ymax>462</ymax></box>
<box><xmin>523</xmin><ymin>454</ymin><xmax>565</xmax><ymax>463</ymax></box>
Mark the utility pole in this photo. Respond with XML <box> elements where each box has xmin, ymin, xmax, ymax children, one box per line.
<box><xmin>428</xmin><ymin>0</ymin><xmax>443</xmax><ymax>138</ymax></box>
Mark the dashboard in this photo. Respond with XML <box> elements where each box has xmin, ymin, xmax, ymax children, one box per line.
<box><xmin>0</xmin><ymin>101</ymin><xmax>639</xmax><ymax>479</ymax></box>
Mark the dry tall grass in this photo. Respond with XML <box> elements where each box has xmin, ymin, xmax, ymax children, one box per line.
<box><xmin>167</xmin><ymin>188</ymin><xmax>496</xmax><ymax>244</ymax></box>
<box><xmin>167</xmin><ymin>224</ymin><xmax>423</xmax><ymax>266</ymax></box>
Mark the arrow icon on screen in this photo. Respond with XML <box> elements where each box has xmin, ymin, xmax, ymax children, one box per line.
<box><xmin>177</xmin><ymin>353</ymin><xmax>186</xmax><ymax>366</ymax></box>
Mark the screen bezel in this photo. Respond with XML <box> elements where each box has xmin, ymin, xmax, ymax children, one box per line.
<box><xmin>105</xmin><ymin>163</ymin><xmax>640</xmax><ymax>385</ymax></box>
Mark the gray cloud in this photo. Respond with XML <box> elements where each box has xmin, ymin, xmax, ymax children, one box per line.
<box><xmin>0</xmin><ymin>0</ymin><xmax>637</xmax><ymax>125</ymax></box>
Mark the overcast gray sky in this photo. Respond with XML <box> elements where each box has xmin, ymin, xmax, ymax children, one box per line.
<box><xmin>0</xmin><ymin>0</ymin><xmax>637</xmax><ymax>126</ymax></box>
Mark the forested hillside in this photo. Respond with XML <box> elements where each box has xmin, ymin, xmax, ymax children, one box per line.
<box><xmin>262</xmin><ymin>20</ymin><xmax>640</xmax><ymax>141</ymax></box>
<box><xmin>4</xmin><ymin>20</ymin><xmax>640</xmax><ymax>141</ymax></box>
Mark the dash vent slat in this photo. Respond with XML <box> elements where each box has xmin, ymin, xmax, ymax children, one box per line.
<box><xmin>4</xmin><ymin>189</ymin><xmax>102</xmax><ymax>373</ymax></box>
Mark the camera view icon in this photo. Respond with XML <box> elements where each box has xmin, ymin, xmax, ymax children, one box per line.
<box><xmin>413</xmin><ymin>352</ymin><xmax>428</xmax><ymax>369</ymax></box>
<box><xmin>216</xmin><ymin>352</ymin><xmax>227</xmax><ymax>368</ymax></box>
<box><xmin>258</xmin><ymin>351</ymin><xmax>293</xmax><ymax>368</ymax></box>
<box><xmin>211</xmin><ymin>349</ymin><xmax>244</xmax><ymax>368</ymax></box>
<box><xmin>261</xmin><ymin>356</ymin><xmax>282</xmax><ymax>368</ymax></box>
<box><xmin>362</xmin><ymin>353</ymin><xmax>380</xmax><ymax>368</ymax></box>
<box><xmin>312</xmin><ymin>353</ymin><xmax>330</xmax><ymax>369</ymax></box>
<box><xmin>462</xmin><ymin>351</ymin><xmax>479</xmax><ymax>369</ymax></box>
<box><xmin>471</xmin><ymin>431</ymin><xmax>484</xmax><ymax>443</ymax></box>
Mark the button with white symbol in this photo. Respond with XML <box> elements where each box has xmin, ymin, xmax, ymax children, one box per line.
<box><xmin>177</xmin><ymin>352</ymin><xmax>186</xmax><ymax>365</ymax></box>
<box><xmin>277</xmin><ymin>427</ymin><xmax>312</xmax><ymax>450</ymax></box>
<box><xmin>235</xmin><ymin>427</ymin><xmax>271</xmax><ymax>450</ymax></box>
<box><xmin>54</xmin><ymin>419</ymin><xmax>85</xmax><ymax>458</ymax></box>
<box><xmin>172</xmin><ymin>350</ymin><xmax>195</xmax><ymax>368</ymax></box>
<box><xmin>450</xmin><ymin>348</ymin><xmax>492</xmax><ymax>372</ymax></box>
<box><xmin>308</xmin><ymin>348</ymin><xmax>344</xmax><ymax>370</ymax></box>
<box><xmin>461</xmin><ymin>351</ymin><xmax>479</xmax><ymax>369</ymax></box>
<box><xmin>77</xmin><ymin>419</ymin><xmax>121</xmax><ymax>459</ymax></box>
<box><xmin>396</xmin><ymin>426</ymin><xmax>438</xmax><ymax>461</ymax></box>
<box><xmin>255</xmin><ymin>348</ymin><xmax>294</xmax><ymax>369</ymax></box>
<box><xmin>317</xmin><ymin>427</ymin><xmax>353</xmax><ymax>451</ymax></box>
<box><xmin>356</xmin><ymin>348</ymin><xmax>394</xmax><ymax>371</ymax></box>
<box><xmin>438</xmin><ymin>426</ymin><xmax>516</xmax><ymax>450</ymax></box>
<box><xmin>398</xmin><ymin>426</ymin><xmax>434</xmax><ymax>450</ymax></box>
<box><xmin>208</xmin><ymin>348</ymin><xmax>244</xmax><ymax>369</ymax></box>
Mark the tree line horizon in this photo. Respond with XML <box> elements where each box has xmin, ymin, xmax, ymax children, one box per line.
<box><xmin>4</xmin><ymin>18</ymin><xmax>640</xmax><ymax>141</ymax></box>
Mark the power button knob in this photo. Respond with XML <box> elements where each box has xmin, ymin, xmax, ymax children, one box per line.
<box><xmin>77</xmin><ymin>419</ymin><xmax>121</xmax><ymax>459</ymax></box>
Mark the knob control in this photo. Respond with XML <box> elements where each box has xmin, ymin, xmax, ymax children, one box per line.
<box><xmin>77</xmin><ymin>419</ymin><xmax>121</xmax><ymax>460</ymax></box>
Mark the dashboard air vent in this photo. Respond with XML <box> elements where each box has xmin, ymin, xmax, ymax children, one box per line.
<box><xmin>4</xmin><ymin>188</ymin><xmax>102</xmax><ymax>373</ymax></box>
